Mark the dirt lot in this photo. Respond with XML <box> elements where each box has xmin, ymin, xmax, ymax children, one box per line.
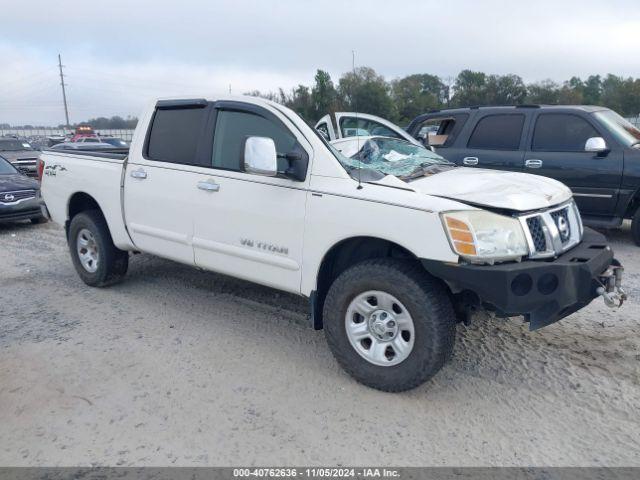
<box><xmin>0</xmin><ymin>220</ymin><xmax>638</xmax><ymax>466</ymax></box>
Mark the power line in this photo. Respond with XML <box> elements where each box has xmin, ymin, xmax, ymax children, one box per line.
<box><xmin>58</xmin><ymin>54</ymin><xmax>70</xmax><ymax>128</ymax></box>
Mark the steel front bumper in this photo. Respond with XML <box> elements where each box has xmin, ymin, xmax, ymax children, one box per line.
<box><xmin>422</xmin><ymin>228</ymin><xmax>624</xmax><ymax>330</ymax></box>
<box><xmin>0</xmin><ymin>196</ymin><xmax>45</xmax><ymax>223</ymax></box>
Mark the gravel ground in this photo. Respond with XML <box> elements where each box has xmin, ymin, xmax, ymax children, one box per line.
<box><xmin>0</xmin><ymin>220</ymin><xmax>638</xmax><ymax>467</ymax></box>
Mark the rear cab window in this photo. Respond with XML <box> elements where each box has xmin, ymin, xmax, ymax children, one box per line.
<box><xmin>467</xmin><ymin>114</ymin><xmax>525</xmax><ymax>150</ymax></box>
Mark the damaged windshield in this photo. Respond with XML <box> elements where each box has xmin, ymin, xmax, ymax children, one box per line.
<box><xmin>334</xmin><ymin>137</ymin><xmax>453</xmax><ymax>180</ymax></box>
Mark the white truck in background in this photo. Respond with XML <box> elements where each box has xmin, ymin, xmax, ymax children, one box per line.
<box><xmin>40</xmin><ymin>96</ymin><xmax>625</xmax><ymax>391</ymax></box>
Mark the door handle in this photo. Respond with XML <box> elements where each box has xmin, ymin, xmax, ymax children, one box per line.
<box><xmin>130</xmin><ymin>168</ymin><xmax>147</xmax><ymax>179</ymax></box>
<box><xmin>525</xmin><ymin>159</ymin><xmax>543</xmax><ymax>169</ymax></box>
<box><xmin>463</xmin><ymin>156</ymin><xmax>479</xmax><ymax>166</ymax></box>
<box><xmin>197</xmin><ymin>179</ymin><xmax>220</xmax><ymax>192</ymax></box>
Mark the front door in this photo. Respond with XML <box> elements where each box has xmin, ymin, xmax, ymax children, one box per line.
<box><xmin>522</xmin><ymin>112</ymin><xmax>623</xmax><ymax>216</ymax></box>
<box><xmin>191</xmin><ymin>103</ymin><xmax>310</xmax><ymax>294</ymax></box>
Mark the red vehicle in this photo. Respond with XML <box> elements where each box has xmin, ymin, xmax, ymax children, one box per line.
<box><xmin>70</xmin><ymin>125</ymin><xmax>98</xmax><ymax>142</ymax></box>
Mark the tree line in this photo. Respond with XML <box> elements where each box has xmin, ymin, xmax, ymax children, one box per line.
<box><xmin>248</xmin><ymin>68</ymin><xmax>640</xmax><ymax>125</ymax></box>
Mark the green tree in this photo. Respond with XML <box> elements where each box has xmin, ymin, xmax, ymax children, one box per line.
<box><xmin>527</xmin><ymin>79</ymin><xmax>561</xmax><ymax>104</ymax></box>
<box><xmin>451</xmin><ymin>70</ymin><xmax>487</xmax><ymax>106</ymax></box>
<box><xmin>484</xmin><ymin>74</ymin><xmax>527</xmax><ymax>105</ymax></box>
<box><xmin>582</xmin><ymin>75</ymin><xmax>602</xmax><ymax>105</ymax></box>
<box><xmin>391</xmin><ymin>74</ymin><xmax>446</xmax><ymax>123</ymax></box>
<box><xmin>284</xmin><ymin>85</ymin><xmax>314</xmax><ymax>121</ymax></box>
<box><xmin>311</xmin><ymin>70</ymin><xmax>338</xmax><ymax>120</ymax></box>
<box><xmin>337</xmin><ymin>67</ymin><xmax>394</xmax><ymax>119</ymax></box>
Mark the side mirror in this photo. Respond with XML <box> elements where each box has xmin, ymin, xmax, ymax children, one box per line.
<box><xmin>243</xmin><ymin>136</ymin><xmax>277</xmax><ymax>177</ymax></box>
<box><xmin>585</xmin><ymin>137</ymin><xmax>609</xmax><ymax>154</ymax></box>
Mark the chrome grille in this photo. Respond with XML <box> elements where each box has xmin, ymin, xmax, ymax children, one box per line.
<box><xmin>550</xmin><ymin>208</ymin><xmax>571</xmax><ymax>243</ymax></box>
<box><xmin>519</xmin><ymin>201</ymin><xmax>583</xmax><ymax>259</ymax></box>
<box><xmin>526</xmin><ymin>216</ymin><xmax>547</xmax><ymax>252</ymax></box>
<box><xmin>0</xmin><ymin>190</ymin><xmax>36</xmax><ymax>204</ymax></box>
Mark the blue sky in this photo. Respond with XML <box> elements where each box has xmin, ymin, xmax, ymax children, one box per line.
<box><xmin>1</xmin><ymin>0</ymin><xmax>639</xmax><ymax>125</ymax></box>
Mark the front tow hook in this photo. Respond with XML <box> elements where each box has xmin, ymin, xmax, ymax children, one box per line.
<box><xmin>597</xmin><ymin>263</ymin><xmax>627</xmax><ymax>308</ymax></box>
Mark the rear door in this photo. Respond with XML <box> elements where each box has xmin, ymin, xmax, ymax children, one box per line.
<box><xmin>523</xmin><ymin>112</ymin><xmax>623</xmax><ymax>216</ymax></box>
<box><xmin>124</xmin><ymin>100</ymin><xmax>211</xmax><ymax>264</ymax></box>
<box><xmin>454</xmin><ymin>113</ymin><xmax>527</xmax><ymax>170</ymax></box>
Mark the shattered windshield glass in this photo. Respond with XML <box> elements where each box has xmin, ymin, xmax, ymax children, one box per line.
<box><xmin>336</xmin><ymin>137</ymin><xmax>453</xmax><ymax>180</ymax></box>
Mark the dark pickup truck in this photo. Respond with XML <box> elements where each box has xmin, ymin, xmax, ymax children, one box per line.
<box><xmin>0</xmin><ymin>137</ymin><xmax>40</xmax><ymax>177</ymax></box>
<box><xmin>405</xmin><ymin>105</ymin><xmax>640</xmax><ymax>244</ymax></box>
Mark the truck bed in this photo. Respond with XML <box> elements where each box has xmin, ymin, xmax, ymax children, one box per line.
<box><xmin>40</xmin><ymin>149</ymin><xmax>134</xmax><ymax>251</ymax></box>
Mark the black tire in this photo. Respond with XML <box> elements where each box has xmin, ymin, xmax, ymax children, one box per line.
<box><xmin>632</xmin><ymin>208</ymin><xmax>640</xmax><ymax>246</ymax></box>
<box><xmin>30</xmin><ymin>216</ymin><xmax>48</xmax><ymax>225</ymax></box>
<box><xmin>68</xmin><ymin>210</ymin><xmax>129</xmax><ymax>287</ymax></box>
<box><xmin>323</xmin><ymin>258</ymin><xmax>456</xmax><ymax>392</ymax></box>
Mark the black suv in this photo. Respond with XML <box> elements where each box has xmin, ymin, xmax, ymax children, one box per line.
<box><xmin>405</xmin><ymin>105</ymin><xmax>640</xmax><ymax>244</ymax></box>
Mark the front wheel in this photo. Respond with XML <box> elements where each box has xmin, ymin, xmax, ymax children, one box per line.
<box><xmin>632</xmin><ymin>207</ymin><xmax>640</xmax><ymax>246</ymax></box>
<box><xmin>68</xmin><ymin>210</ymin><xmax>129</xmax><ymax>287</ymax></box>
<box><xmin>323</xmin><ymin>259</ymin><xmax>456</xmax><ymax>392</ymax></box>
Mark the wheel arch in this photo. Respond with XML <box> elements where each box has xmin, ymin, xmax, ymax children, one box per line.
<box><xmin>66</xmin><ymin>191</ymin><xmax>103</xmax><ymax>237</ymax></box>
<box><xmin>624</xmin><ymin>187</ymin><xmax>640</xmax><ymax>218</ymax></box>
<box><xmin>311</xmin><ymin>236</ymin><xmax>421</xmax><ymax>330</ymax></box>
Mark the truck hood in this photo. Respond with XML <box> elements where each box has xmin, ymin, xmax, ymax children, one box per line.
<box><xmin>390</xmin><ymin>167</ymin><xmax>572</xmax><ymax>212</ymax></box>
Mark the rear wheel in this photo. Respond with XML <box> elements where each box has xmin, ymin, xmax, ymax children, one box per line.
<box><xmin>323</xmin><ymin>258</ymin><xmax>456</xmax><ymax>392</ymax></box>
<box><xmin>68</xmin><ymin>210</ymin><xmax>128</xmax><ymax>287</ymax></box>
<box><xmin>632</xmin><ymin>208</ymin><xmax>640</xmax><ymax>246</ymax></box>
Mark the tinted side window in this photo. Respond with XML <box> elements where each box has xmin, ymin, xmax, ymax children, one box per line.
<box><xmin>467</xmin><ymin>114</ymin><xmax>525</xmax><ymax>150</ymax></box>
<box><xmin>147</xmin><ymin>106</ymin><xmax>209</xmax><ymax>165</ymax></box>
<box><xmin>212</xmin><ymin>110</ymin><xmax>298</xmax><ymax>171</ymax></box>
<box><xmin>532</xmin><ymin>114</ymin><xmax>599</xmax><ymax>151</ymax></box>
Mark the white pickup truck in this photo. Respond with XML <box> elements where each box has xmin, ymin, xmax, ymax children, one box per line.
<box><xmin>40</xmin><ymin>96</ymin><xmax>626</xmax><ymax>392</ymax></box>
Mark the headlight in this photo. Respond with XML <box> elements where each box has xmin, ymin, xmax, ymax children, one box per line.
<box><xmin>441</xmin><ymin>210</ymin><xmax>528</xmax><ymax>264</ymax></box>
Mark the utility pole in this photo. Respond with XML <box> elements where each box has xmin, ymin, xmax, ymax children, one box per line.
<box><xmin>58</xmin><ymin>54</ymin><xmax>70</xmax><ymax>128</ymax></box>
